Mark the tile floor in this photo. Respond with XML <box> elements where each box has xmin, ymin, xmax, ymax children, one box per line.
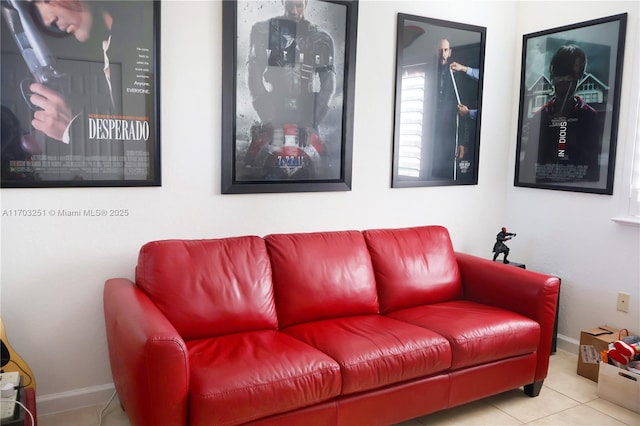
<box><xmin>38</xmin><ymin>350</ymin><xmax>640</xmax><ymax>426</ymax></box>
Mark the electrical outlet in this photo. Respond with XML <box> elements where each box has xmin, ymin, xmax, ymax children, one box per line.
<box><xmin>616</xmin><ymin>292</ymin><xmax>630</xmax><ymax>313</ymax></box>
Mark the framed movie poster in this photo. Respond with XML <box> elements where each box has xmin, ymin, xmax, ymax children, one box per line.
<box><xmin>222</xmin><ymin>0</ymin><xmax>358</xmax><ymax>194</ymax></box>
<box><xmin>0</xmin><ymin>0</ymin><xmax>160</xmax><ymax>188</ymax></box>
<box><xmin>391</xmin><ymin>14</ymin><xmax>486</xmax><ymax>188</ymax></box>
<box><xmin>514</xmin><ymin>14</ymin><xmax>627</xmax><ymax>194</ymax></box>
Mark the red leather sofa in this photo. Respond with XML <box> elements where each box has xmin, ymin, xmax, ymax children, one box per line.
<box><xmin>103</xmin><ymin>225</ymin><xmax>560</xmax><ymax>426</ymax></box>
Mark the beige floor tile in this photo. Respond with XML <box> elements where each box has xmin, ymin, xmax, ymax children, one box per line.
<box><xmin>525</xmin><ymin>404</ymin><xmax>627</xmax><ymax>425</ymax></box>
<box><xmin>549</xmin><ymin>350</ymin><xmax>581</xmax><ymax>372</ymax></box>
<box><xmin>586</xmin><ymin>398</ymin><xmax>640</xmax><ymax>426</ymax></box>
<box><xmin>38</xmin><ymin>405</ymin><xmax>101</xmax><ymax>426</ymax></box>
<box><xmin>486</xmin><ymin>387</ymin><xmax>580</xmax><ymax>423</ymax></box>
<box><xmin>544</xmin><ymin>351</ymin><xmax>599</xmax><ymax>403</ymax></box>
<box><xmin>544</xmin><ymin>366</ymin><xmax>599</xmax><ymax>403</ymax></box>
<box><xmin>410</xmin><ymin>399</ymin><xmax>522</xmax><ymax>425</ymax></box>
<box><xmin>100</xmin><ymin>407</ymin><xmax>131</xmax><ymax>426</ymax></box>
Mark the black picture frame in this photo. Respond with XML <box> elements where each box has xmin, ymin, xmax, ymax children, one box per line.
<box><xmin>221</xmin><ymin>0</ymin><xmax>358</xmax><ymax>194</ymax></box>
<box><xmin>514</xmin><ymin>14</ymin><xmax>627</xmax><ymax>194</ymax></box>
<box><xmin>391</xmin><ymin>14</ymin><xmax>486</xmax><ymax>188</ymax></box>
<box><xmin>0</xmin><ymin>0</ymin><xmax>161</xmax><ymax>188</ymax></box>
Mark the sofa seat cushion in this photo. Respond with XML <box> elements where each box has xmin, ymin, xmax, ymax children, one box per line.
<box><xmin>186</xmin><ymin>330</ymin><xmax>341</xmax><ymax>426</ymax></box>
<box><xmin>283</xmin><ymin>315</ymin><xmax>451</xmax><ymax>395</ymax></box>
<box><xmin>387</xmin><ymin>300</ymin><xmax>540</xmax><ymax>370</ymax></box>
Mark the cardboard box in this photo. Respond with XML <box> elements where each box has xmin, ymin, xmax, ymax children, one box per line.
<box><xmin>577</xmin><ymin>325</ymin><xmax>620</xmax><ymax>382</ymax></box>
<box><xmin>597</xmin><ymin>362</ymin><xmax>640</xmax><ymax>413</ymax></box>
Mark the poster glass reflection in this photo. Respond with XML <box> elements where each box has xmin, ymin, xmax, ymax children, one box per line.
<box><xmin>392</xmin><ymin>14</ymin><xmax>486</xmax><ymax>188</ymax></box>
<box><xmin>514</xmin><ymin>14</ymin><xmax>627</xmax><ymax>194</ymax></box>
<box><xmin>221</xmin><ymin>0</ymin><xmax>358</xmax><ymax>194</ymax></box>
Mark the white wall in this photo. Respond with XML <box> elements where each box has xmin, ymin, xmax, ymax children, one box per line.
<box><xmin>506</xmin><ymin>1</ymin><xmax>640</xmax><ymax>351</ymax></box>
<box><xmin>0</xmin><ymin>0</ymin><xmax>637</xmax><ymax>416</ymax></box>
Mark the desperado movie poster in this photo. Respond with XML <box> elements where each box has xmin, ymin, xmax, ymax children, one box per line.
<box><xmin>1</xmin><ymin>0</ymin><xmax>159</xmax><ymax>187</ymax></box>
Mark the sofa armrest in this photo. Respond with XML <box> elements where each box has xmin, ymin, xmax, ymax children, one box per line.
<box><xmin>104</xmin><ymin>278</ymin><xmax>189</xmax><ymax>426</ymax></box>
<box><xmin>454</xmin><ymin>252</ymin><xmax>560</xmax><ymax>382</ymax></box>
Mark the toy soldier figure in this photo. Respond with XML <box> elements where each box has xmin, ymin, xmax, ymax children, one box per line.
<box><xmin>492</xmin><ymin>227</ymin><xmax>516</xmax><ymax>264</ymax></box>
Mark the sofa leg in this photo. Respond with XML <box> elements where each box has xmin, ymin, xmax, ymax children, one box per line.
<box><xmin>524</xmin><ymin>380</ymin><xmax>544</xmax><ymax>397</ymax></box>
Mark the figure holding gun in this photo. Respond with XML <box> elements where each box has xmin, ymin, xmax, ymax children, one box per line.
<box><xmin>492</xmin><ymin>227</ymin><xmax>516</xmax><ymax>264</ymax></box>
<box><xmin>1</xmin><ymin>0</ymin><xmax>69</xmax><ymax>147</ymax></box>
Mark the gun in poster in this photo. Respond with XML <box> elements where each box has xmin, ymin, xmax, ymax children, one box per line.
<box><xmin>1</xmin><ymin>0</ymin><xmax>67</xmax><ymax>155</ymax></box>
<box><xmin>0</xmin><ymin>0</ymin><xmax>160</xmax><ymax>187</ymax></box>
<box><xmin>1</xmin><ymin>0</ymin><xmax>66</xmax><ymax>110</ymax></box>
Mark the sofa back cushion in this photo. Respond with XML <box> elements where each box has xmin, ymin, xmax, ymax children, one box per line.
<box><xmin>363</xmin><ymin>226</ymin><xmax>463</xmax><ymax>313</ymax></box>
<box><xmin>135</xmin><ymin>236</ymin><xmax>278</xmax><ymax>340</ymax></box>
<box><xmin>265</xmin><ymin>231</ymin><xmax>379</xmax><ymax>328</ymax></box>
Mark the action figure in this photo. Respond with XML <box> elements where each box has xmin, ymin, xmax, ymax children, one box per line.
<box><xmin>492</xmin><ymin>227</ymin><xmax>516</xmax><ymax>264</ymax></box>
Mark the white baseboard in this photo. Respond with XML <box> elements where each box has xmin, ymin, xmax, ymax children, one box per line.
<box><xmin>37</xmin><ymin>383</ymin><xmax>116</xmax><ymax>416</ymax></box>
<box><xmin>556</xmin><ymin>333</ymin><xmax>579</xmax><ymax>355</ymax></box>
